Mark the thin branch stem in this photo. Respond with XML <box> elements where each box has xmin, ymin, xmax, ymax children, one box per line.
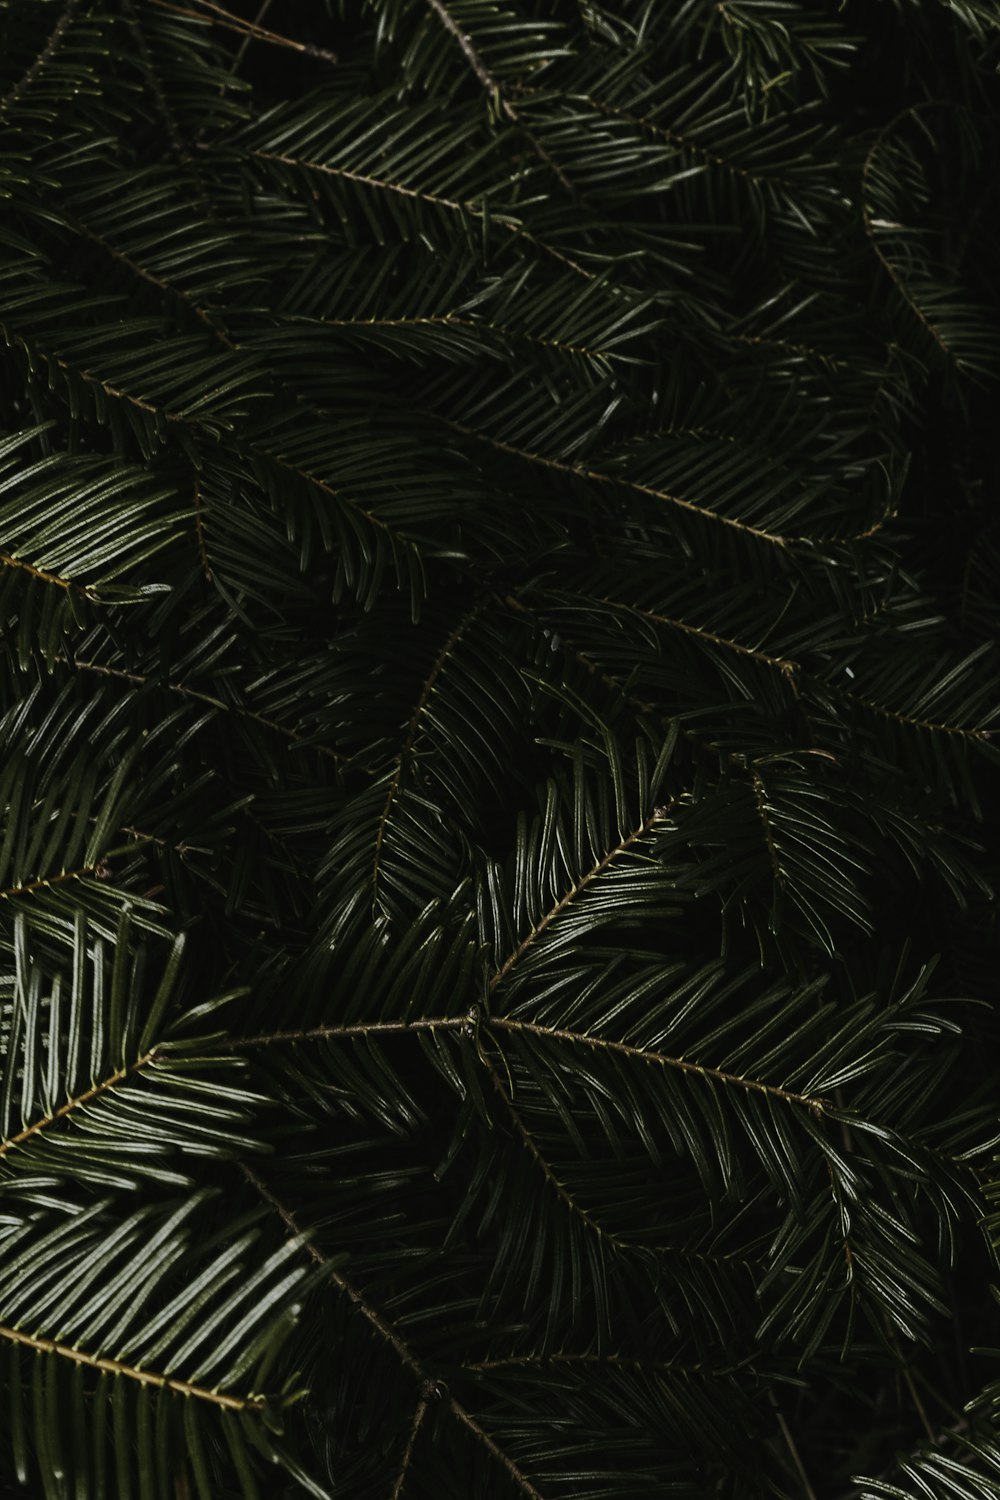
<box><xmin>118</xmin><ymin>826</ymin><xmax>195</xmax><ymax>859</ymax></box>
<box><xmin>230</xmin><ymin>0</ymin><xmax>272</xmax><ymax>73</ymax></box>
<box><xmin>731</xmin><ymin>332</ymin><xmax>856</xmax><ymax>373</ymax></box>
<box><xmin>440</xmin><ymin>419</ymin><xmax>795</xmax><ymax>547</ymax></box>
<box><xmin>234</xmin><ymin>148</ymin><xmax>595</xmax><ymax>281</ymax></box>
<box><xmin>227</xmin><ymin>1012</ymin><xmax>825</xmax><ymax>1114</ymax></box>
<box><xmin>150</xmin><ymin>0</ymin><xmax>338</xmax><ymax>62</ymax></box>
<box><xmin>241</xmin><ymin>150</ymin><xmax>465</xmax><ymax>211</ymax></box>
<box><xmin>465</xmin><ymin>1351</ymin><xmax>719</xmax><ymax>1376</ymax></box>
<box><xmin>192</xmin><ymin>472</ymin><xmax>213</xmax><ymax>580</ymax></box>
<box><xmin>63</xmin><ymin>657</ymin><xmax>343</xmax><ymax>765</ymax></box>
<box><xmin>885</xmin><ymin>1325</ymin><xmax>936</xmax><ymax>1444</ymax></box>
<box><xmin>391</xmin><ymin>1398</ymin><xmax>429</xmax><ymax>1500</ymax></box>
<box><xmin>903</xmin><ymin>1362</ymin><xmax>936</xmax><ymax>1444</ymax></box>
<box><xmin>606</xmin><ymin>597</ymin><xmax>800</xmax><ymax>684</ymax></box>
<box><xmin>488</xmin><ymin>1017</ymin><xmax>827</xmax><ymax>1114</ymax></box>
<box><xmin>0</xmin><ymin>552</ymin><xmax>92</xmax><ymax>597</ymax></box>
<box><xmin>275</xmin><ymin>311</ymin><xmax>614</xmax><ymax>364</ymax></box>
<box><xmin>0</xmin><ymin>1324</ymin><xmax>261</xmax><ymax>1410</ymax></box>
<box><xmin>448</xmin><ymin>1403</ymin><xmax>545</xmax><ymax>1497</ymax></box>
<box><xmin>908</xmin><ymin>1362</ymin><xmax>965</xmax><ymax>1428</ymax></box>
<box><xmin>0</xmin><ymin>1049</ymin><xmax>160</xmax><ymax>1158</ymax></box>
<box><xmin>373</xmin><ymin>603</ymin><xmax>486</xmax><ymax>911</ymax></box>
<box><xmin>423</xmin><ymin>0</ymin><xmax>498</xmax><ymax>93</ymax></box>
<box><xmin>481</xmin><ymin>1048</ymin><xmax>624</xmax><ymax>1249</ymax></box>
<box><xmin>845</xmin><ymin>688</ymin><xmax>992</xmax><ymax>741</ymax></box>
<box><xmin>0</xmin><ymin>0</ymin><xmax>80</xmax><ymax>114</ymax></box>
<box><xmin>422</xmin><ymin>0</ymin><xmax>574</xmax><ymax>194</ymax></box>
<box><xmin>240</xmin><ymin>1165</ymin><xmax>545</xmax><ymax>1500</ymax></box>
<box><xmin>489</xmin><ymin>806</ymin><xmax>671</xmax><ymax>992</ymax></box>
<box><xmin>0</xmin><ymin>863</ymin><xmax>100</xmax><ymax>902</ymax></box>
<box><xmin>230</xmin><ymin>1016</ymin><xmax>465</xmax><ymax>1050</ymax></box>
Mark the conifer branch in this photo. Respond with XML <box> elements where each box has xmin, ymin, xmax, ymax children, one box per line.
<box><xmin>0</xmin><ymin>327</ymin><xmax>181</xmax><ymax>424</ymax></box>
<box><xmin>0</xmin><ymin>863</ymin><xmax>102</xmax><ymax>901</ymax></box>
<box><xmin>488</xmin><ymin>1018</ymin><xmax>828</xmax><ymax>1113</ymax></box>
<box><xmin>122</xmin><ymin>0</ymin><xmax>190</xmax><ymax>163</ymax></box>
<box><xmin>61</xmin><ymin>214</ymin><xmax>235</xmax><ymax>350</ymax></box>
<box><xmin>239</xmin><ymin>151</ymin><xmax>465</xmax><ymax>215</ymax></box>
<box><xmin>731</xmin><ymin>332</ymin><xmax>856</xmax><ymax>372</ymax></box>
<box><xmin>566</xmin><ymin>90</ymin><xmax>804</xmax><ymax>191</ymax></box>
<box><xmin>149</xmin><ymin>0</ymin><xmax>338</xmax><ymax>63</ymax></box>
<box><xmin>499</xmin><ymin>593</ymin><xmax>659</xmax><ymax>715</ymax></box>
<box><xmin>1</xmin><ymin>4</ymin><xmax>995</xmax><ymax>1490</ymax></box>
<box><xmin>278</xmin><ymin>312</ymin><xmax>616</xmax><ymax>364</ymax></box>
<box><xmin>227</xmin><ymin>1013</ymin><xmax>826</xmax><ymax>1113</ymax></box>
<box><xmin>603</xmin><ymin>596</ymin><xmax>800</xmax><ymax>681</ymax></box>
<box><xmin>481</xmin><ymin>1047</ymin><xmax>625</xmax><ymax>1249</ymax></box>
<box><xmin>489</xmin><ymin>806</ymin><xmax>672</xmax><ymax>991</ymax></box>
<box><xmin>440</xmin><ymin>419</ymin><xmax>795</xmax><ymax>545</ymax></box>
<box><xmin>861</xmin><ymin>111</ymin><xmax>955</xmax><ymax>361</ymax></box>
<box><xmin>240</xmin><ymin>1164</ymin><xmax>546</xmax><ymax>1499</ymax></box>
<box><xmin>422</xmin><ymin>0</ymin><xmax>575</xmax><ymax>194</ymax></box>
<box><xmin>751</xmin><ymin>769</ymin><xmax>784</xmax><ymax>886</ymax></box>
<box><xmin>846</xmin><ymin>690</ymin><xmax>993</xmax><ymax>741</ymax></box>
<box><xmin>0</xmin><ymin>1049</ymin><xmax>160</xmax><ymax>1158</ymax></box>
<box><xmin>0</xmin><ymin>551</ymin><xmax>94</xmax><ymax>597</ymax></box>
<box><xmin>501</xmin><ymin>592</ymin><xmax>757</xmax><ymax>772</ymax></box>
<box><xmin>0</xmin><ymin>0</ymin><xmax>80</xmax><ymax>114</ymax></box>
<box><xmin>63</xmin><ymin>657</ymin><xmax>344</xmax><ymax>765</ymax></box>
<box><xmin>373</xmin><ymin>602</ymin><xmax>487</xmax><ymax>911</ymax></box>
<box><xmin>235</xmin><ymin>149</ymin><xmax>595</xmax><ymax>280</ymax></box>
<box><xmin>0</xmin><ymin>1324</ymin><xmax>264</xmax><ymax>1410</ymax></box>
<box><xmin>241</xmin><ymin>443</ymin><xmax>412</xmax><ymax>544</ymax></box>
<box><xmin>448</xmin><ymin>1404</ymin><xmax>547</xmax><ymax>1498</ymax></box>
<box><xmin>391</xmin><ymin>1397</ymin><xmax>429</xmax><ymax>1500</ymax></box>
<box><xmin>192</xmin><ymin>471</ymin><xmax>212</xmax><ymax>580</ymax></box>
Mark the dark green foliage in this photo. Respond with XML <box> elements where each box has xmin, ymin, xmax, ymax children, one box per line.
<box><xmin>1</xmin><ymin>0</ymin><xmax>1000</xmax><ymax>1494</ymax></box>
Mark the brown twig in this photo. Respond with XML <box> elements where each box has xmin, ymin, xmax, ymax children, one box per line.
<box><xmin>422</xmin><ymin>0</ymin><xmax>574</xmax><ymax>194</ymax></box>
<box><xmin>150</xmin><ymin>0</ymin><xmax>337</xmax><ymax>63</ymax></box>
<box><xmin>63</xmin><ymin>656</ymin><xmax>344</xmax><ymax>766</ymax></box>
<box><xmin>489</xmin><ymin>805</ymin><xmax>671</xmax><ymax>992</ymax></box>
<box><xmin>0</xmin><ymin>1050</ymin><xmax>160</xmax><ymax>1158</ymax></box>
<box><xmin>390</xmin><ymin>1398</ymin><xmax>429</xmax><ymax>1500</ymax></box>
<box><xmin>0</xmin><ymin>1324</ymin><xmax>261</xmax><ymax>1410</ymax></box>
<box><xmin>439</xmin><ymin>418</ymin><xmax>795</xmax><ymax>547</ymax></box>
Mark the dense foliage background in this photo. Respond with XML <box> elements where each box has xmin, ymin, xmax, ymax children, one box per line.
<box><xmin>2</xmin><ymin>0</ymin><xmax>1000</xmax><ymax>1495</ymax></box>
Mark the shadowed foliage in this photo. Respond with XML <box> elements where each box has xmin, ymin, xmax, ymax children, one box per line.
<box><xmin>1</xmin><ymin>0</ymin><xmax>1000</xmax><ymax>1495</ymax></box>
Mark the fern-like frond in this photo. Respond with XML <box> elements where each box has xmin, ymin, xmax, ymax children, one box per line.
<box><xmin>0</xmin><ymin>1190</ymin><xmax>324</xmax><ymax>1499</ymax></box>
<box><xmin>0</xmin><ymin>909</ymin><xmax>263</xmax><ymax>1196</ymax></box>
